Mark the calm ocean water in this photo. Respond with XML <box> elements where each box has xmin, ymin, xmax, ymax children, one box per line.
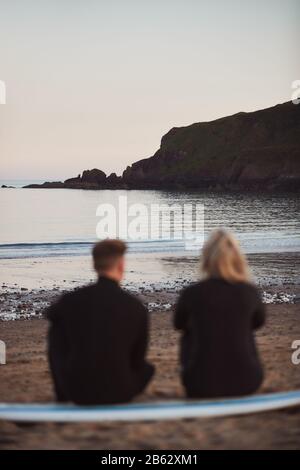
<box><xmin>0</xmin><ymin>184</ymin><xmax>299</xmax><ymax>259</ymax></box>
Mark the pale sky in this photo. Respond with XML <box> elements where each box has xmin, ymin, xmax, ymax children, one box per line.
<box><xmin>0</xmin><ymin>0</ymin><xmax>299</xmax><ymax>180</ymax></box>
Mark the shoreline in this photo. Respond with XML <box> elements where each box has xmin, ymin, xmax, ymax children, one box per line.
<box><xmin>0</xmin><ymin>251</ymin><xmax>299</xmax><ymax>321</ymax></box>
<box><xmin>0</xmin><ymin>279</ymin><xmax>299</xmax><ymax>321</ymax></box>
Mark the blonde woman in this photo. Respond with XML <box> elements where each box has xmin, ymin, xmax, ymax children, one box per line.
<box><xmin>174</xmin><ymin>229</ymin><xmax>265</xmax><ymax>398</ymax></box>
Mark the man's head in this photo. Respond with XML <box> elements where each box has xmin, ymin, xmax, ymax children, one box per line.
<box><xmin>92</xmin><ymin>239</ymin><xmax>127</xmax><ymax>283</ymax></box>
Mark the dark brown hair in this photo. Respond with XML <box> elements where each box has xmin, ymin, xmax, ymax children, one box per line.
<box><xmin>92</xmin><ymin>239</ymin><xmax>127</xmax><ymax>272</ymax></box>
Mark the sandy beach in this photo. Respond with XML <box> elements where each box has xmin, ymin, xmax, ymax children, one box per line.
<box><xmin>0</xmin><ymin>286</ymin><xmax>299</xmax><ymax>450</ymax></box>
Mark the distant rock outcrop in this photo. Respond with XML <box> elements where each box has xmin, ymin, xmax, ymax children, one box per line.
<box><xmin>63</xmin><ymin>169</ymin><xmax>107</xmax><ymax>189</ymax></box>
<box><xmin>24</xmin><ymin>169</ymin><xmax>125</xmax><ymax>190</ymax></box>
<box><xmin>24</xmin><ymin>181</ymin><xmax>65</xmax><ymax>189</ymax></box>
<box><xmin>23</xmin><ymin>101</ymin><xmax>300</xmax><ymax>191</ymax></box>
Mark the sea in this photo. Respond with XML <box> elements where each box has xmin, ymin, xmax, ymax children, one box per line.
<box><xmin>0</xmin><ymin>180</ymin><xmax>299</xmax><ymax>291</ymax></box>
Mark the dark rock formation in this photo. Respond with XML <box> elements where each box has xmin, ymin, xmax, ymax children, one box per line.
<box><xmin>64</xmin><ymin>174</ymin><xmax>81</xmax><ymax>186</ymax></box>
<box><xmin>23</xmin><ymin>100</ymin><xmax>300</xmax><ymax>191</ymax></box>
<box><xmin>106</xmin><ymin>172</ymin><xmax>122</xmax><ymax>186</ymax></box>
<box><xmin>24</xmin><ymin>181</ymin><xmax>65</xmax><ymax>189</ymax></box>
<box><xmin>63</xmin><ymin>169</ymin><xmax>107</xmax><ymax>189</ymax></box>
<box><xmin>122</xmin><ymin>101</ymin><xmax>300</xmax><ymax>191</ymax></box>
<box><xmin>82</xmin><ymin>169</ymin><xmax>106</xmax><ymax>184</ymax></box>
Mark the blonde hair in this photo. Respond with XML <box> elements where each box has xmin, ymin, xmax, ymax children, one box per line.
<box><xmin>201</xmin><ymin>230</ymin><xmax>251</xmax><ymax>283</ymax></box>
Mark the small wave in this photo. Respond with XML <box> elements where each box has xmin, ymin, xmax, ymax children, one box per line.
<box><xmin>0</xmin><ymin>232</ymin><xmax>299</xmax><ymax>259</ymax></box>
<box><xmin>0</xmin><ymin>239</ymin><xmax>203</xmax><ymax>259</ymax></box>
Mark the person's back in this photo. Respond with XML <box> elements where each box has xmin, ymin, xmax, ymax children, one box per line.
<box><xmin>174</xmin><ymin>230</ymin><xmax>265</xmax><ymax>398</ymax></box>
<box><xmin>47</xmin><ymin>240</ymin><xmax>154</xmax><ymax>405</ymax></box>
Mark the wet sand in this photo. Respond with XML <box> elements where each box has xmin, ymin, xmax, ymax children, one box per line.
<box><xmin>0</xmin><ymin>298</ymin><xmax>299</xmax><ymax>450</ymax></box>
<box><xmin>0</xmin><ymin>252</ymin><xmax>299</xmax><ymax>293</ymax></box>
<box><xmin>1</xmin><ymin>251</ymin><xmax>299</xmax><ymax>321</ymax></box>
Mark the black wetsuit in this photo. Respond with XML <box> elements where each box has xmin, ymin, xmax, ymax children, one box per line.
<box><xmin>47</xmin><ymin>276</ymin><xmax>154</xmax><ymax>404</ymax></box>
<box><xmin>174</xmin><ymin>278</ymin><xmax>265</xmax><ymax>398</ymax></box>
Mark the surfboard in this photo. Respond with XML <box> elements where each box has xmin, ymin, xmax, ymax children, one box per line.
<box><xmin>0</xmin><ymin>390</ymin><xmax>299</xmax><ymax>422</ymax></box>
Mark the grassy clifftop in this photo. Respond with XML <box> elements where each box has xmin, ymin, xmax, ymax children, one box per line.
<box><xmin>122</xmin><ymin>101</ymin><xmax>300</xmax><ymax>190</ymax></box>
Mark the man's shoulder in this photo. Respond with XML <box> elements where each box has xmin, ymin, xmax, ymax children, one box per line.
<box><xmin>46</xmin><ymin>284</ymin><xmax>97</xmax><ymax>321</ymax></box>
<box><xmin>120</xmin><ymin>288</ymin><xmax>146</xmax><ymax>313</ymax></box>
<box><xmin>62</xmin><ymin>283</ymin><xmax>96</xmax><ymax>301</ymax></box>
<box><xmin>52</xmin><ymin>284</ymin><xmax>96</xmax><ymax>309</ymax></box>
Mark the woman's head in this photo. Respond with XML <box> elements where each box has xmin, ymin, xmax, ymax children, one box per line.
<box><xmin>201</xmin><ymin>229</ymin><xmax>251</xmax><ymax>283</ymax></box>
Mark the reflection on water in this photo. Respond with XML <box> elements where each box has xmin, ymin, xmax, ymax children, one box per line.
<box><xmin>0</xmin><ymin>188</ymin><xmax>299</xmax><ymax>257</ymax></box>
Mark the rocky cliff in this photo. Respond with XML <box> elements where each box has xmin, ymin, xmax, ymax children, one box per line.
<box><xmin>122</xmin><ymin>101</ymin><xmax>300</xmax><ymax>191</ymax></box>
<box><xmin>24</xmin><ymin>101</ymin><xmax>300</xmax><ymax>191</ymax></box>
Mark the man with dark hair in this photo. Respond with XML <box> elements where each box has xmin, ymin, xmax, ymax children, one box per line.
<box><xmin>47</xmin><ymin>239</ymin><xmax>154</xmax><ymax>405</ymax></box>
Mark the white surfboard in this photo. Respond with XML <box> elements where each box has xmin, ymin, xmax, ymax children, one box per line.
<box><xmin>0</xmin><ymin>390</ymin><xmax>299</xmax><ymax>422</ymax></box>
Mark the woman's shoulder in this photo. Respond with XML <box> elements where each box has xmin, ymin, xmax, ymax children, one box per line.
<box><xmin>180</xmin><ymin>280</ymin><xmax>212</xmax><ymax>297</ymax></box>
<box><xmin>180</xmin><ymin>279</ymin><xmax>260</xmax><ymax>295</ymax></box>
<box><xmin>195</xmin><ymin>278</ymin><xmax>260</xmax><ymax>294</ymax></box>
<box><xmin>234</xmin><ymin>280</ymin><xmax>260</xmax><ymax>293</ymax></box>
<box><xmin>181</xmin><ymin>279</ymin><xmax>224</xmax><ymax>292</ymax></box>
<box><xmin>178</xmin><ymin>282</ymin><xmax>201</xmax><ymax>299</ymax></box>
<box><xmin>229</xmin><ymin>280</ymin><xmax>262</xmax><ymax>303</ymax></box>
